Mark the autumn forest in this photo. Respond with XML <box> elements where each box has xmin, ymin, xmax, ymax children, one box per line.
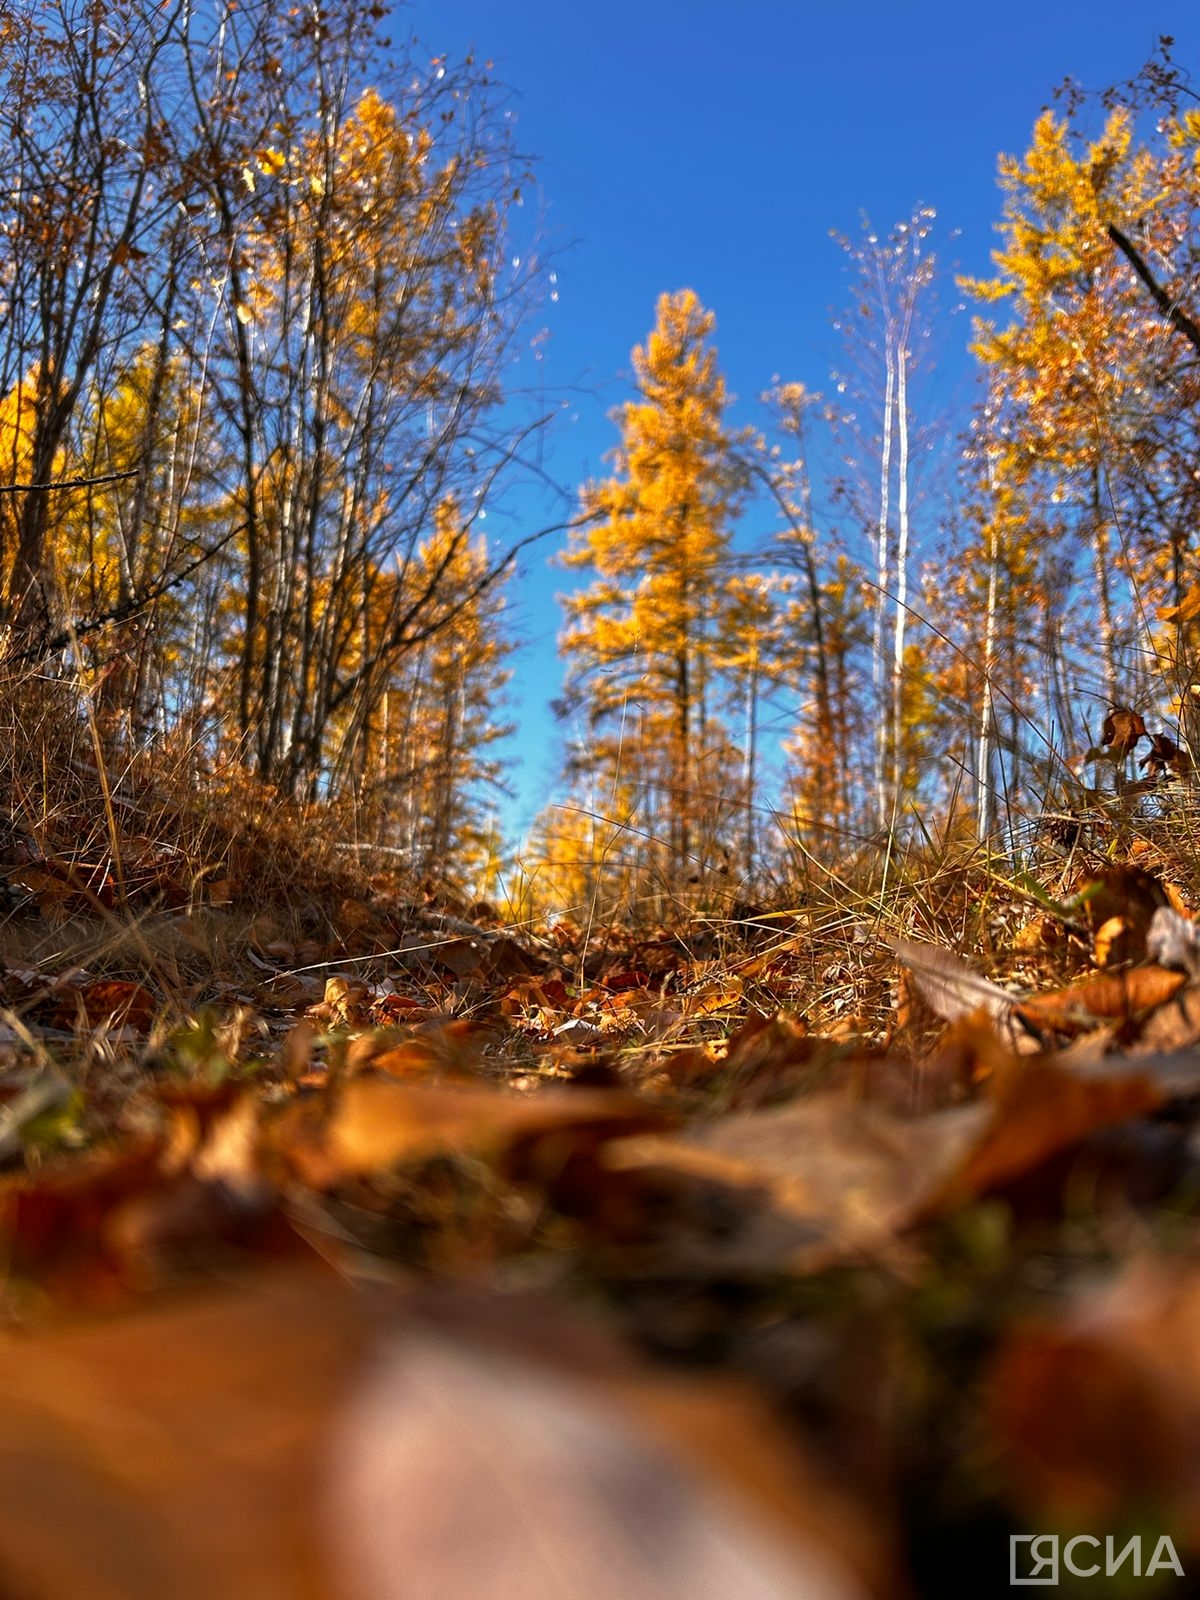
<box><xmin>2</xmin><ymin>3</ymin><xmax>1198</xmax><ymax>914</ymax></box>
<box><xmin>10</xmin><ymin>6</ymin><xmax>1200</xmax><ymax>1597</ymax></box>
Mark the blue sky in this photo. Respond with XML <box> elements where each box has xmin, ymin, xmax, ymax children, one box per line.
<box><xmin>412</xmin><ymin>0</ymin><xmax>1194</xmax><ymax>837</ymax></box>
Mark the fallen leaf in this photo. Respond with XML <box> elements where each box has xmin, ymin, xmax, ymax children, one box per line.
<box><xmin>328</xmin><ymin>1296</ymin><xmax>884</xmax><ymax>1600</ymax></box>
<box><xmin>1132</xmin><ymin>976</ymin><xmax>1200</xmax><ymax>1050</ymax></box>
<box><xmin>1100</xmin><ymin>704</ymin><xmax>1146</xmax><ymax>760</ymax></box>
<box><xmin>884</xmin><ymin>936</ymin><xmax>1039</xmax><ymax>1053</ymax></box>
<box><xmin>1073</xmin><ymin>866</ymin><xmax>1169</xmax><ymax>965</ymax></box>
<box><xmin>1147</xmin><ymin>904</ymin><xmax>1200</xmax><ymax>977</ymax></box>
<box><xmin>0</xmin><ymin>1274</ymin><xmax>882</xmax><ymax>1600</ymax></box>
<box><xmin>435</xmin><ymin>936</ymin><xmax>485</xmax><ymax>976</ymax></box>
<box><xmin>264</xmin><ymin>1077</ymin><xmax>670</xmax><ymax>1190</ymax></box>
<box><xmin>1139</xmin><ymin>732</ymin><xmax>1188</xmax><ymax>778</ymax></box>
<box><xmin>359</xmin><ymin>1020</ymin><xmax>496</xmax><ymax>1078</ymax></box>
<box><xmin>1016</xmin><ymin>966</ymin><xmax>1186</xmax><ymax>1034</ymax></box>
<box><xmin>987</xmin><ymin>1260</ymin><xmax>1200</xmax><ymax>1541</ymax></box>
<box><xmin>307</xmin><ymin>976</ymin><xmax>371</xmax><ymax>1029</ymax></box>
<box><xmin>923</xmin><ymin>1053</ymin><xmax>1167</xmax><ymax>1211</ymax></box>
<box><xmin>613</xmin><ymin>1046</ymin><xmax>1179</xmax><ymax>1273</ymax></box>
<box><xmin>611</xmin><ymin>1094</ymin><xmax>988</xmax><ymax>1272</ymax></box>
<box><xmin>0</xmin><ymin>1273</ymin><xmax>372</xmax><ymax>1599</ymax></box>
<box><xmin>71</xmin><ymin>979</ymin><xmax>158</xmax><ymax>1033</ymax></box>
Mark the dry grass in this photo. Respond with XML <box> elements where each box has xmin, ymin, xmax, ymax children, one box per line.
<box><xmin>3</xmin><ymin>655</ymin><xmax>1198</xmax><ymax>1091</ymax></box>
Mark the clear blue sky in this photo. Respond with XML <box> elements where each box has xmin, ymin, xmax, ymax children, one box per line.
<box><xmin>412</xmin><ymin>0</ymin><xmax>1194</xmax><ymax>839</ymax></box>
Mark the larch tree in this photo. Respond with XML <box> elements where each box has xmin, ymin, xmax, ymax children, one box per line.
<box><xmin>963</xmin><ymin>112</ymin><xmax>1150</xmax><ymax>716</ymax></box>
<box><xmin>59</xmin><ymin>343</ymin><xmax>230</xmax><ymax>746</ymax></box>
<box><xmin>353</xmin><ymin>496</ymin><xmax>515</xmax><ymax>880</ymax></box>
<box><xmin>557</xmin><ymin>290</ymin><xmax>747</xmax><ymax>899</ymax></box>
<box><xmin>963</xmin><ymin>93</ymin><xmax>1200</xmax><ymax>785</ymax></box>
<box><xmin>177</xmin><ymin>21</ymin><xmax>539</xmax><ymax>796</ymax></box>
<box><xmin>0</xmin><ymin>0</ymin><xmax>550</xmax><ymax>827</ymax></box>
<box><xmin>716</xmin><ymin>570</ymin><xmax>781</xmax><ymax>881</ymax></box>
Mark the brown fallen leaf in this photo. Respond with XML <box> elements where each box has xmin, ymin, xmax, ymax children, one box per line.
<box><xmin>1139</xmin><ymin>731</ymin><xmax>1188</xmax><ymax>779</ymax></box>
<box><xmin>610</xmin><ymin>1045</ymin><xmax>1178</xmax><ymax>1274</ymax></box>
<box><xmin>1132</xmin><ymin>979</ymin><xmax>1200</xmax><ymax>1052</ymax></box>
<box><xmin>307</xmin><ymin>976</ymin><xmax>372</xmax><ymax>1029</ymax></box>
<box><xmin>13</xmin><ymin>855</ymin><xmax>115</xmax><ymax>915</ymax></box>
<box><xmin>883</xmin><ymin>936</ymin><xmax>1041</xmax><ymax>1054</ymax></box>
<box><xmin>481</xmin><ymin>934</ymin><xmax>540</xmax><ymax>979</ymax></box>
<box><xmin>434</xmin><ymin>935</ymin><xmax>486</xmax><ymax>976</ymax></box>
<box><xmin>358</xmin><ymin>1019</ymin><xmax>498</xmax><ymax>1079</ymax></box>
<box><xmin>661</xmin><ymin>1011</ymin><xmax>816</xmax><ymax>1096</ymax></box>
<box><xmin>1100</xmin><ymin>704</ymin><xmax>1146</xmax><ymax>761</ymax></box>
<box><xmin>0</xmin><ymin>1136</ymin><xmax>147</xmax><ymax>1241</ymax></box>
<box><xmin>0</xmin><ymin>1273</ymin><xmax>372</xmax><ymax>1600</ymax></box>
<box><xmin>55</xmin><ymin>978</ymin><xmax>158</xmax><ymax>1033</ymax></box>
<box><xmin>1073</xmin><ymin>865</ymin><xmax>1169</xmax><ymax>966</ymax></box>
<box><xmin>263</xmin><ymin>1076</ymin><xmax>671</xmax><ymax>1190</ymax></box>
<box><xmin>1016</xmin><ymin>965</ymin><xmax>1186</xmax><ymax>1035</ymax></box>
<box><xmin>922</xmin><ymin>1052</ymin><xmax>1167</xmax><ymax>1212</ymax></box>
<box><xmin>331</xmin><ymin>1291</ymin><xmax>889</xmax><ymax>1600</ymax></box>
<box><xmin>608</xmin><ymin>1094</ymin><xmax>989</xmax><ymax>1273</ymax></box>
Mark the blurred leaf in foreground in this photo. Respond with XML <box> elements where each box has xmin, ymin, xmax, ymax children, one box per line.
<box><xmin>0</xmin><ymin>1273</ymin><xmax>884</xmax><ymax>1600</ymax></box>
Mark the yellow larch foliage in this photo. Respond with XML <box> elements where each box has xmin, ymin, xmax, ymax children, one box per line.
<box><xmin>558</xmin><ymin>290</ymin><xmax>746</xmax><ymax>889</ymax></box>
<box><xmin>0</xmin><ymin>370</ymin><xmax>45</xmax><ymax>614</ymax></box>
<box><xmin>348</xmin><ymin>495</ymin><xmax>513</xmax><ymax>880</ymax></box>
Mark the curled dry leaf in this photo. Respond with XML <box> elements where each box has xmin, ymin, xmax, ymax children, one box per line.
<box><xmin>920</xmin><ymin>1052</ymin><xmax>1167</xmax><ymax>1213</ymax></box>
<box><xmin>663</xmin><ymin>1012</ymin><xmax>816</xmax><ymax>1095</ymax></box>
<box><xmin>1073</xmin><ymin>865</ymin><xmax>1172</xmax><ymax>966</ymax></box>
<box><xmin>349</xmin><ymin>1019</ymin><xmax>498</xmax><ymax>1079</ymax></box>
<box><xmin>1139</xmin><ymin>731</ymin><xmax>1187</xmax><ymax>778</ymax></box>
<box><xmin>307</xmin><ymin>976</ymin><xmax>372</xmax><ymax>1029</ymax></box>
<box><xmin>55</xmin><ymin>979</ymin><xmax>158</xmax><ymax>1033</ymax></box>
<box><xmin>609</xmin><ymin>1095</ymin><xmax>989</xmax><ymax>1274</ymax></box>
<box><xmin>1147</xmin><ymin>904</ymin><xmax>1200</xmax><ymax>978</ymax></box>
<box><xmin>1100</xmin><ymin>704</ymin><xmax>1146</xmax><ymax>761</ymax></box>
<box><xmin>433</xmin><ymin>935</ymin><xmax>485</xmax><ymax>976</ymax></box>
<box><xmin>612</xmin><ymin>1045</ymin><xmax>1178</xmax><ymax>1275</ymax></box>
<box><xmin>882</xmin><ymin>936</ymin><xmax>1040</xmax><ymax>1054</ymax></box>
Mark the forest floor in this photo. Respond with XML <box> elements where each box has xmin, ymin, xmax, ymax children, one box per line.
<box><xmin>2</xmin><ymin>755</ymin><xmax>1200</xmax><ymax>1597</ymax></box>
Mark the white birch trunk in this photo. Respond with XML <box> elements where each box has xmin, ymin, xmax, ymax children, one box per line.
<box><xmin>976</xmin><ymin>453</ymin><xmax>1000</xmax><ymax>841</ymax></box>
<box><xmin>873</xmin><ymin>335</ymin><xmax>895</xmax><ymax>830</ymax></box>
<box><xmin>890</xmin><ymin>326</ymin><xmax>912</xmax><ymax>817</ymax></box>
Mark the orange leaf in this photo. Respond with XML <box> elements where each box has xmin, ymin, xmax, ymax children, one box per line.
<box><xmin>73</xmin><ymin>980</ymin><xmax>157</xmax><ymax>1032</ymax></box>
<box><xmin>1017</xmin><ymin>966</ymin><xmax>1186</xmax><ymax>1034</ymax></box>
<box><xmin>264</xmin><ymin>1077</ymin><xmax>669</xmax><ymax>1189</ymax></box>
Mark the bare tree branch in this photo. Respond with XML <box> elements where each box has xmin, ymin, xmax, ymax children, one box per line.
<box><xmin>1107</xmin><ymin>222</ymin><xmax>1200</xmax><ymax>358</ymax></box>
<box><xmin>1</xmin><ymin>522</ymin><xmax>244</xmax><ymax>669</ymax></box>
<box><xmin>0</xmin><ymin>467</ymin><xmax>140</xmax><ymax>495</ymax></box>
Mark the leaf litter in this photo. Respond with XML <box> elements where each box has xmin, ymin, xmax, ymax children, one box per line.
<box><xmin>5</xmin><ymin>860</ymin><xmax>1200</xmax><ymax>1593</ymax></box>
